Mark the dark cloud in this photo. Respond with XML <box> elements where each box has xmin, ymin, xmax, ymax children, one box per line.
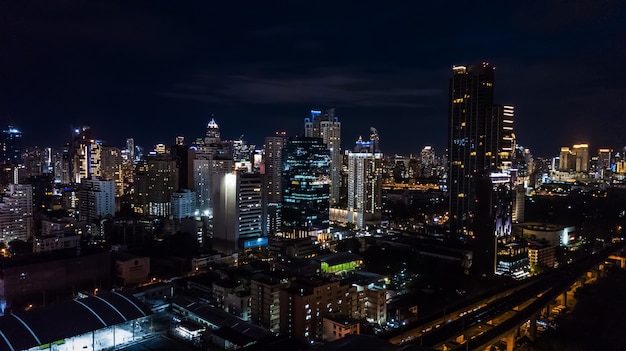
<box><xmin>160</xmin><ymin>73</ymin><xmax>440</xmax><ymax>108</ymax></box>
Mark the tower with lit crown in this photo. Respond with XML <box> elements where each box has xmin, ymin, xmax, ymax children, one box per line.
<box><xmin>193</xmin><ymin>118</ymin><xmax>233</xmax><ymax>218</ymax></box>
<box><xmin>304</xmin><ymin>109</ymin><xmax>341</xmax><ymax>206</ymax></box>
<box><xmin>0</xmin><ymin>125</ymin><xmax>22</xmax><ymax>166</ymax></box>
<box><xmin>347</xmin><ymin>128</ymin><xmax>383</xmax><ymax>230</ymax></box>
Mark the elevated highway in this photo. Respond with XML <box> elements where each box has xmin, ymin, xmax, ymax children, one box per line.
<box><xmin>392</xmin><ymin>241</ymin><xmax>626</xmax><ymax>351</ymax></box>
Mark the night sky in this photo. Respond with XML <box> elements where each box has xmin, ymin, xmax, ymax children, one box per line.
<box><xmin>1</xmin><ymin>1</ymin><xmax>624</xmax><ymax>157</ymax></box>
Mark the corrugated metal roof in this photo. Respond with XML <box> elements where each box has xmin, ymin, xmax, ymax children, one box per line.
<box><xmin>0</xmin><ymin>291</ymin><xmax>151</xmax><ymax>351</ymax></box>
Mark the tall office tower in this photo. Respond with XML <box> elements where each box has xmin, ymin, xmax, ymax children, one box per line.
<box><xmin>232</xmin><ymin>136</ymin><xmax>254</xmax><ymax>163</ymax></box>
<box><xmin>68</xmin><ymin>126</ymin><xmax>93</xmax><ymax>183</ymax></box>
<box><xmin>44</xmin><ymin>147</ymin><xmax>54</xmax><ymax>174</ymax></box>
<box><xmin>281</xmin><ymin>137</ymin><xmax>331</xmax><ymax>240</ymax></box>
<box><xmin>67</xmin><ymin>127</ymin><xmax>111</xmax><ymax>184</ymax></box>
<box><xmin>78</xmin><ymin>177</ymin><xmax>115</xmax><ymax>222</ymax></box>
<box><xmin>212</xmin><ymin>172</ymin><xmax>264</xmax><ymax>255</ymax></box>
<box><xmin>20</xmin><ymin>147</ymin><xmax>43</xmax><ymax>178</ymax></box>
<box><xmin>447</xmin><ymin>63</ymin><xmax>514</xmax><ymax>237</ymax></box>
<box><xmin>0</xmin><ymin>125</ymin><xmax>22</xmax><ymax>166</ymax></box>
<box><xmin>134</xmin><ymin>148</ymin><xmax>179</xmax><ymax>217</ymax></box>
<box><xmin>498</xmin><ymin>105</ymin><xmax>515</xmax><ymax>170</ymax></box>
<box><xmin>420</xmin><ymin>146</ymin><xmax>436</xmax><ymax>177</ymax></box>
<box><xmin>0</xmin><ymin>184</ymin><xmax>33</xmax><ymax>244</ymax></box>
<box><xmin>193</xmin><ymin>118</ymin><xmax>234</xmax><ymax>217</ymax></box>
<box><xmin>559</xmin><ymin>147</ymin><xmax>571</xmax><ymax>171</ymax></box>
<box><xmin>171</xmin><ymin>189</ymin><xmax>196</xmax><ymax>219</ymax></box>
<box><xmin>347</xmin><ymin>133</ymin><xmax>383</xmax><ymax>230</ymax></box>
<box><xmin>263</xmin><ymin>132</ymin><xmax>287</xmax><ymax>235</ymax></box>
<box><xmin>60</xmin><ymin>144</ymin><xmax>71</xmax><ymax>184</ymax></box>
<box><xmin>558</xmin><ymin>143</ymin><xmax>590</xmax><ymax>172</ymax></box>
<box><xmin>596</xmin><ymin>148</ymin><xmax>613</xmax><ymax>178</ymax></box>
<box><xmin>172</xmin><ymin>138</ymin><xmax>193</xmax><ymax>190</ymax></box>
<box><xmin>573</xmin><ymin>144</ymin><xmax>589</xmax><ymax>172</ymax></box>
<box><xmin>305</xmin><ymin>109</ymin><xmax>341</xmax><ymax>206</ymax></box>
<box><xmin>125</xmin><ymin>138</ymin><xmax>135</xmax><ymax>163</ymax></box>
<box><xmin>512</xmin><ymin>183</ymin><xmax>525</xmax><ymax>223</ymax></box>
<box><xmin>99</xmin><ymin>145</ymin><xmax>123</xmax><ymax>197</ymax></box>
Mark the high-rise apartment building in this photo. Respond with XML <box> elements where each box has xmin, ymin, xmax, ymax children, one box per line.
<box><xmin>347</xmin><ymin>133</ymin><xmax>383</xmax><ymax>230</ymax></box>
<box><xmin>171</xmin><ymin>189</ymin><xmax>196</xmax><ymax>219</ymax></box>
<box><xmin>78</xmin><ymin>177</ymin><xmax>115</xmax><ymax>222</ymax></box>
<box><xmin>263</xmin><ymin>132</ymin><xmax>287</xmax><ymax>235</ymax></box>
<box><xmin>264</xmin><ymin>132</ymin><xmax>287</xmax><ymax>205</ymax></box>
<box><xmin>281</xmin><ymin>137</ymin><xmax>331</xmax><ymax>240</ymax></box>
<box><xmin>0</xmin><ymin>184</ymin><xmax>33</xmax><ymax>244</ymax></box>
<box><xmin>305</xmin><ymin>109</ymin><xmax>341</xmax><ymax>206</ymax></box>
<box><xmin>134</xmin><ymin>148</ymin><xmax>179</xmax><ymax>217</ymax></box>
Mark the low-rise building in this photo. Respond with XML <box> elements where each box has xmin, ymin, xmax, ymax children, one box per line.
<box><xmin>280</xmin><ymin>277</ymin><xmax>356</xmax><ymax>344</ymax></box>
<box><xmin>528</xmin><ymin>241</ymin><xmax>557</xmax><ymax>271</ymax></box>
<box><xmin>250</xmin><ymin>274</ymin><xmax>288</xmax><ymax>332</ymax></box>
<box><xmin>322</xmin><ymin>315</ymin><xmax>360</xmax><ymax>342</ymax></box>
<box><xmin>114</xmin><ymin>253</ymin><xmax>150</xmax><ymax>286</ymax></box>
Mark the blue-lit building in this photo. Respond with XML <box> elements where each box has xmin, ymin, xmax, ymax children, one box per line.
<box><xmin>281</xmin><ymin>137</ymin><xmax>331</xmax><ymax>241</ymax></box>
<box><xmin>0</xmin><ymin>125</ymin><xmax>22</xmax><ymax>166</ymax></box>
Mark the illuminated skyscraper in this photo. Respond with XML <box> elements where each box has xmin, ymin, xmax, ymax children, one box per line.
<box><xmin>447</xmin><ymin>63</ymin><xmax>515</xmax><ymax>276</ymax></box>
<box><xmin>305</xmin><ymin>109</ymin><xmax>341</xmax><ymax>206</ymax></box>
<box><xmin>67</xmin><ymin>126</ymin><xmax>106</xmax><ymax>184</ymax></box>
<box><xmin>263</xmin><ymin>133</ymin><xmax>287</xmax><ymax>205</ymax></box>
<box><xmin>134</xmin><ymin>147</ymin><xmax>179</xmax><ymax>217</ymax></box>
<box><xmin>420</xmin><ymin>146</ymin><xmax>435</xmax><ymax>177</ymax></box>
<box><xmin>171</xmin><ymin>189</ymin><xmax>196</xmax><ymax>220</ymax></box>
<box><xmin>78</xmin><ymin>177</ymin><xmax>115</xmax><ymax>222</ymax></box>
<box><xmin>281</xmin><ymin>137</ymin><xmax>330</xmax><ymax>240</ymax></box>
<box><xmin>558</xmin><ymin>143</ymin><xmax>590</xmax><ymax>172</ymax></box>
<box><xmin>193</xmin><ymin>118</ymin><xmax>234</xmax><ymax>217</ymax></box>
<box><xmin>347</xmin><ymin>132</ymin><xmax>383</xmax><ymax>230</ymax></box>
<box><xmin>213</xmin><ymin>172</ymin><xmax>264</xmax><ymax>255</ymax></box>
<box><xmin>0</xmin><ymin>184</ymin><xmax>33</xmax><ymax>244</ymax></box>
<box><xmin>263</xmin><ymin>132</ymin><xmax>287</xmax><ymax>235</ymax></box>
<box><xmin>0</xmin><ymin>125</ymin><xmax>22</xmax><ymax>166</ymax></box>
<box><xmin>448</xmin><ymin>63</ymin><xmax>514</xmax><ymax>236</ymax></box>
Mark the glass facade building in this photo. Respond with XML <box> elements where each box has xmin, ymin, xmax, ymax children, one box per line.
<box><xmin>281</xmin><ymin>137</ymin><xmax>331</xmax><ymax>240</ymax></box>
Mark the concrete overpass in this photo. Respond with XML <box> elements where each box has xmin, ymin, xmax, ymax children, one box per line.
<box><xmin>395</xmin><ymin>241</ymin><xmax>626</xmax><ymax>351</ymax></box>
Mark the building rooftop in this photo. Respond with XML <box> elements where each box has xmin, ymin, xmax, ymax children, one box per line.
<box><xmin>212</xmin><ymin>326</ymin><xmax>256</xmax><ymax>346</ymax></box>
<box><xmin>172</xmin><ymin>295</ymin><xmax>270</xmax><ymax>342</ymax></box>
<box><xmin>0</xmin><ymin>291</ymin><xmax>151</xmax><ymax>351</ymax></box>
<box><xmin>213</xmin><ymin>279</ymin><xmax>240</xmax><ymax>289</ymax></box>
<box><xmin>314</xmin><ymin>252</ymin><xmax>363</xmax><ymax>266</ymax></box>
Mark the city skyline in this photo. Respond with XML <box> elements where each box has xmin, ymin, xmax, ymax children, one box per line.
<box><xmin>2</xmin><ymin>2</ymin><xmax>625</xmax><ymax>157</ymax></box>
